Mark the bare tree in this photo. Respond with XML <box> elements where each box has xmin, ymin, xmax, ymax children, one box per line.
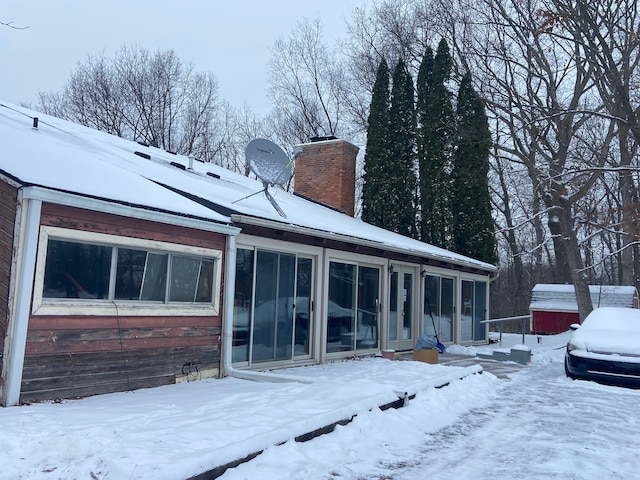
<box><xmin>36</xmin><ymin>45</ymin><xmax>235</xmax><ymax>170</ymax></box>
<box><xmin>458</xmin><ymin>0</ymin><xmax>630</xmax><ymax>320</ymax></box>
<box><xmin>268</xmin><ymin>17</ymin><xmax>348</xmax><ymax>143</ymax></box>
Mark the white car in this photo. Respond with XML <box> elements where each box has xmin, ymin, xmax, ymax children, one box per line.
<box><xmin>565</xmin><ymin>307</ymin><xmax>640</xmax><ymax>388</ymax></box>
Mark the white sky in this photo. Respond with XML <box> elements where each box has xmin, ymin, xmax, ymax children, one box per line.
<box><xmin>0</xmin><ymin>0</ymin><xmax>359</xmax><ymax>115</ymax></box>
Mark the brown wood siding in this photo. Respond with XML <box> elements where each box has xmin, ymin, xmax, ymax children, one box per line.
<box><xmin>21</xmin><ymin>203</ymin><xmax>227</xmax><ymax>403</ymax></box>
<box><xmin>0</xmin><ymin>180</ymin><xmax>17</xmax><ymax>380</ymax></box>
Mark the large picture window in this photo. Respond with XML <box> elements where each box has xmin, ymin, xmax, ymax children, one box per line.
<box><xmin>34</xmin><ymin>227</ymin><xmax>222</xmax><ymax>316</ymax></box>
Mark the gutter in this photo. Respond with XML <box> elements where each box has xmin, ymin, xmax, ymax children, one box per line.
<box><xmin>23</xmin><ymin>185</ymin><xmax>240</xmax><ymax>236</ymax></box>
<box><xmin>221</xmin><ymin>234</ymin><xmax>313</xmax><ymax>384</ymax></box>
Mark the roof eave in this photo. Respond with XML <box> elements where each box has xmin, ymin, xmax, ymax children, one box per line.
<box><xmin>231</xmin><ymin>214</ymin><xmax>497</xmax><ymax>274</ymax></box>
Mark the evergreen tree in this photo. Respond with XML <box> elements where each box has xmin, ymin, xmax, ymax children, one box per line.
<box><xmin>452</xmin><ymin>73</ymin><xmax>497</xmax><ymax>264</ymax></box>
<box><xmin>388</xmin><ymin>58</ymin><xmax>418</xmax><ymax>238</ymax></box>
<box><xmin>417</xmin><ymin>39</ymin><xmax>455</xmax><ymax>248</ymax></box>
<box><xmin>362</xmin><ymin>57</ymin><xmax>391</xmax><ymax>227</ymax></box>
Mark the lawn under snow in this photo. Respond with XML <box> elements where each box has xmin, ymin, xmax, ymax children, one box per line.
<box><xmin>3</xmin><ymin>331</ymin><xmax>638</xmax><ymax>480</ymax></box>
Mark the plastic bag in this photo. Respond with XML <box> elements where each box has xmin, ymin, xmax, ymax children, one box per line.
<box><xmin>415</xmin><ymin>335</ymin><xmax>438</xmax><ymax>351</ymax></box>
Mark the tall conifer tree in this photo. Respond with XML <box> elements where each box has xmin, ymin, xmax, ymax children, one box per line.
<box><xmin>362</xmin><ymin>57</ymin><xmax>390</xmax><ymax>227</ymax></box>
<box><xmin>417</xmin><ymin>39</ymin><xmax>454</xmax><ymax>248</ymax></box>
<box><xmin>452</xmin><ymin>74</ymin><xmax>497</xmax><ymax>264</ymax></box>
<box><xmin>388</xmin><ymin>58</ymin><xmax>418</xmax><ymax>238</ymax></box>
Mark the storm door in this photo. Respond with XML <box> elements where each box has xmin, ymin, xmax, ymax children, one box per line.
<box><xmin>388</xmin><ymin>265</ymin><xmax>418</xmax><ymax>351</ymax></box>
<box><xmin>460</xmin><ymin>279</ymin><xmax>488</xmax><ymax>343</ymax></box>
<box><xmin>423</xmin><ymin>274</ymin><xmax>455</xmax><ymax>343</ymax></box>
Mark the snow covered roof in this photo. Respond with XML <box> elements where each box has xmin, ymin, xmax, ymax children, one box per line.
<box><xmin>0</xmin><ymin>102</ymin><xmax>496</xmax><ymax>273</ymax></box>
<box><xmin>530</xmin><ymin>284</ymin><xmax>639</xmax><ymax>312</ymax></box>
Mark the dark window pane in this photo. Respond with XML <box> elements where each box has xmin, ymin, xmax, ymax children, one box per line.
<box><xmin>233</xmin><ymin>249</ymin><xmax>254</xmax><ymax>363</ymax></box>
<box><xmin>169</xmin><ymin>256</ymin><xmax>200</xmax><ymax>302</ymax></box>
<box><xmin>327</xmin><ymin>262</ymin><xmax>356</xmax><ymax>353</ymax></box>
<box><xmin>295</xmin><ymin>257</ymin><xmax>312</xmax><ymax>356</ymax></box>
<box><xmin>195</xmin><ymin>259</ymin><xmax>215</xmax><ymax>303</ymax></box>
<box><xmin>140</xmin><ymin>253</ymin><xmax>168</xmax><ymax>301</ymax></box>
<box><xmin>474</xmin><ymin>282</ymin><xmax>487</xmax><ymax>341</ymax></box>
<box><xmin>356</xmin><ymin>266</ymin><xmax>379</xmax><ymax>351</ymax></box>
<box><xmin>115</xmin><ymin>248</ymin><xmax>146</xmax><ymax>300</ymax></box>
<box><xmin>252</xmin><ymin>251</ymin><xmax>278</xmax><ymax>362</ymax></box>
<box><xmin>43</xmin><ymin>239</ymin><xmax>111</xmax><ymax>299</ymax></box>
<box><xmin>275</xmin><ymin>253</ymin><xmax>295</xmax><ymax>361</ymax></box>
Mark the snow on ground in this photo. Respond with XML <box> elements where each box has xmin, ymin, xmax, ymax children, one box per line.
<box><xmin>2</xmin><ymin>331</ymin><xmax>638</xmax><ymax>480</ymax></box>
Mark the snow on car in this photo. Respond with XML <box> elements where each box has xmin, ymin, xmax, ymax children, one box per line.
<box><xmin>565</xmin><ymin>307</ymin><xmax>640</xmax><ymax>388</ymax></box>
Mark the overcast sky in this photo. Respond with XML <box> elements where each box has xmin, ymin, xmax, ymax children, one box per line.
<box><xmin>1</xmin><ymin>0</ymin><xmax>359</xmax><ymax>115</ymax></box>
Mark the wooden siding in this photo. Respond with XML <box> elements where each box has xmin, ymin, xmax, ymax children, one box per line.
<box><xmin>20</xmin><ymin>203</ymin><xmax>227</xmax><ymax>403</ymax></box>
<box><xmin>0</xmin><ymin>180</ymin><xmax>17</xmax><ymax>381</ymax></box>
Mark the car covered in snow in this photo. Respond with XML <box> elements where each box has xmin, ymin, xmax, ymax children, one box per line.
<box><xmin>565</xmin><ymin>307</ymin><xmax>640</xmax><ymax>388</ymax></box>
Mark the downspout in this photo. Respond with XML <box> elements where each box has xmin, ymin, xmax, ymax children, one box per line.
<box><xmin>3</xmin><ymin>194</ymin><xmax>41</xmax><ymax>406</ymax></box>
<box><xmin>221</xmin><ymin>234</ymin><xmax>313</xmax><ymax>384</ymax></box>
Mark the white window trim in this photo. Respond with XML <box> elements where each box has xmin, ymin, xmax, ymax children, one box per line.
<box><xmin>32</xmin><ymin>226</ymin><xmax>223</xmax><ymax>317</ymax></box>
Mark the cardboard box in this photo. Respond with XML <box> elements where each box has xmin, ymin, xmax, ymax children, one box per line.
<box><xmin>412</xmin><ymin>348</ymin><xmax>438</xmax><ymax>364</ymax></box>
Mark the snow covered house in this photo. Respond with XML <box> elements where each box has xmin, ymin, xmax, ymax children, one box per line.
<box><xmin>0</xmin><ymin>103</ymin><xmax>497</xmax><ymax>406</ymax></box>
<box><xmin>529</xmin><ymin>284</ymin><xmax>639</xmax><ymax>334</ymax></box>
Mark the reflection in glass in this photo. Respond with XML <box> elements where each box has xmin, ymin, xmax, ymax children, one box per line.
<box><xmin>327</xmin><ymin>262</ymin><xmax>356</xmax><ymax>353</ymax></box>
<box><xmin>43</xmin><ymin>240</ymin><xmax>111</xmax><ymax>299</ymax></box>
<box><xmin>233</xmin><ymin>249</ymin><xmax>254</xmax><ymax>363</ymax></box>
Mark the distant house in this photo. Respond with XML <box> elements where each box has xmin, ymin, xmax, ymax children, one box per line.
<box><xmin>0</xmin><ymin>103</ymin><xmax>497</xmax><ymax>406</ymax></box>
<box><xmin>529</xmin><ymin>284</ymin><xmax>639</xmax><ymax>334</ymax></box>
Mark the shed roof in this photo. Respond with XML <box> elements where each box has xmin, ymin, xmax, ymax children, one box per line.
<box><xmin>530</xmin><ymin>284</ymin><xmax>638</xmax><ymax>313</ymax></box>
<box><xmin>0</xmin><ymin>102</ymin><xmax>496</xmax><ymax>273</ymax></box>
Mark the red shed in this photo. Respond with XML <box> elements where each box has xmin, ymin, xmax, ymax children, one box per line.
<box><xmin>530</xmin><ymin>284</ymin><xmax>639</xmax><ymax>334</ymax></box>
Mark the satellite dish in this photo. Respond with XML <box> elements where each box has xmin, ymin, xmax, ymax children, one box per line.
<box><xmin>245</xmin><ymin>138</ymin><xmax>293</xmax><ymax>187</ymax></box>
<box><xmin>240</xmin><ymin>138</ymin><xmax>294</xmax><ymax>218</ymax></box>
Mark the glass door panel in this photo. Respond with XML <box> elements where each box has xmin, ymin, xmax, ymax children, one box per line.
<box><xmin>388</xmin><ymin>265</ymin><xmax>417</xmax><ymax>351</ymax></box>
<box><xmin>295</xmin><ymin>257</ymin><xmax>312</xmax><ymax>355</ymax></box>
<box><xmin>232</xmin><ymin>249</ymin><xmax>254</xmax><ymax>363</ymax></box>
<box><xmin>357</xmin><ymin>266</ymin><xmax>379</xmax><ymax>350</ymax></box>
<box><xmin>474</xmin><ymin>281</ymin><xmax>488</xmax><ymax>341</ymax></box>
<box><xmin>461</xmin><ymin>280</ymin><xmax>474</xmax><ymax>342</ymax></box>
<box><xmin>252</xmin><ymin>251</ymin><xmax>279</xmax><ymax>362</ymax></box>
<box><xmin>274</xmin><ymin>254</ymin><xmax>295</xmax><ymax>360</ymax></box>
<box><xmin>423</xmin><ymin>275</ymin><xmax>440</xmax><ymax>337</ymax></box>
<box><xmin>440</xmin><ymin>277</ymin><xmax>454</xmax><ymax>343</ymax></box>
<box><xmin>389</xmin><ymin>272</ymin><xmax>399</xmax><ymax>342</ymax></box>
<box><xmin>327</xmin><ymin>262</ymin><xmax>356</xmax><ymax>353</ymax></box>
<box><xmin>402</xmin><ymin>272</ymin><xmax>413</xmax><ymax>340</ymax></box>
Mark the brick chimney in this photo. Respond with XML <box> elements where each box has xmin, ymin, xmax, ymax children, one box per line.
<box><xmin>293</xmin><ymin>137</ymin><xmax>359</xmax><ymax>217</ymax></box>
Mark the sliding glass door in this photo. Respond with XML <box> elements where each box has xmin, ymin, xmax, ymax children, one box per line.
<box><xmin>232</xmin><ymin>248</ymin><xmax>314</xmax><ymax>365</ymax></box>
<box><xmin>326</xmin><ymin>261</ymin><xmax>380</xmax><ymax>354</ymax></box>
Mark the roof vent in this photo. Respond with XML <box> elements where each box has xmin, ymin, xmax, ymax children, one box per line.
<box><xmin>32</xmin><ymin>117</ymin><xmax>39</xmax><ymax>129</ymax></box>
<box><xmin>134</xmin><ymin>151</ymin><xmax>151</xmax><ymax>160</ymax></box>
<box><xmin>206</xmin><ymin>172</ymin><xmax>221</xmax><ymax>179</ymax></box>
<box><xmin>170</xmin><ymin>161</ymin><xmax>186</xmax><ymax>170</ymax></box>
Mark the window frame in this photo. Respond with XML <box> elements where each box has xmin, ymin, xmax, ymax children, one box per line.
<box><xmin>32</xmin><ymin>226</ymin><xmax>223</xmax><ymax>316</ymax></box>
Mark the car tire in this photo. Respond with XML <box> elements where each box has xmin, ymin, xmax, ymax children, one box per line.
<box><xmin>564</xmin><ymin>358</ymin><xmax>575</xmax><ymax>379</ymax></box>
